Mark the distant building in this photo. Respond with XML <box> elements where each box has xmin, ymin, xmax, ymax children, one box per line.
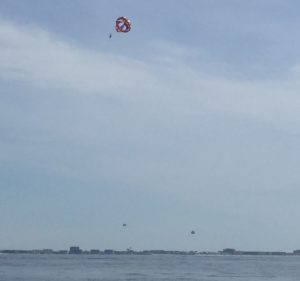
<box><xmin>55</xmin><ymin>250</ymin><xmax>68</xmax><ymax>254</ymax></box>
<box><xmin>221</xmin><ymin>248</ymin><xmax>237</xmax><ymax>255</ymax></box>
<box><xmin>69</xmin><ymin>246</ymin><xmax>82</xmax><ymax>254</ymax></box>
<box><xmin>104</xmin><ymin>249</ymin><xmax>114</xmax><ymax>254</ymax></box>
<box><xmin>293</xmin><ymin>250</ymin><xmax>300</xmax><ymax>255</ymax></box>
<box><xmin>240</xmin><ymin>251</ymin><xmax>268</xmax><ymax>255</ymax></box>
<box><xmin>90</xmin><ymin>249</ymin><xmax>101</xmax><ymax>254</ymax></box>
<box><xmin>40</xmin><ymin>249</ymin><xmax>54</xmax><ymax>254</ymax></box>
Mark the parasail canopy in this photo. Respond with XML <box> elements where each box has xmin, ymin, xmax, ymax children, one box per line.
<box><xmin>115</xmin><ymin>16</ymin><xmax>131</xmax><ymax>33</ymax></box>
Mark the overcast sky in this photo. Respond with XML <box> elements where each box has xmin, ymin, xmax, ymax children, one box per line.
<box><xmin>1</xmin><ymin>0</ymin><xmax>300</xmax><ymax>252</ymax></box>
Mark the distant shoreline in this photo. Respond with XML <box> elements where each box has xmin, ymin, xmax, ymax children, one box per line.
<box><xmin>1</xmin><ymin>247</ymin><xmax>300</xmax><ymax>256</ymax></box>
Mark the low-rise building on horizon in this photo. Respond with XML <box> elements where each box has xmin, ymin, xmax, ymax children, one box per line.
<box><xmin>69</xmin><ymin>246</ymin><xmax>82</xmax><ymax>254</ymax></box>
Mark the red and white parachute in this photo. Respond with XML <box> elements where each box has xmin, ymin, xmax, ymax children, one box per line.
<box><xmin>115</xmin><ymin>16</ymin><xmax>131</xmax><ymax>33</ymax></box>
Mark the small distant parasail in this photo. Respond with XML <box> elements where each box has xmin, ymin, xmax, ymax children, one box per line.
<box><xmin>115</xmin><ymin>16</ymin><xmax>131</xmax><ymax>33</ymax></box>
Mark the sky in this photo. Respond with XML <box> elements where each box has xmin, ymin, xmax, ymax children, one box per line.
<box><xmin>1</xmin><ymin>0</ymin><xmax>300</xmax><ymax>252</ymax></box>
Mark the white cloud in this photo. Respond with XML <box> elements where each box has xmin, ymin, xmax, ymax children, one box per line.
<box><xmin>0</xmin><ymin>20</ymin><xmax>158</xmax><ymax>96</ymax></box>
<box><xmin>1</xmin><ymin>18</ymin><xmax>300</xmax><ymax>133</ymax></box>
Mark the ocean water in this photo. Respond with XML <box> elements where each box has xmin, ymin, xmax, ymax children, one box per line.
<box><xmin>0</xmin><ymin>254</ymin><xmax>300</xmax><ymax>281</ymax></box>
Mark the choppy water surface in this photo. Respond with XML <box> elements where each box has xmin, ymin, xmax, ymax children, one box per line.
<box><xmin>0</xmin><ymin>254</ymin><xmax>300</xmax><ymax>281</ymax></box>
